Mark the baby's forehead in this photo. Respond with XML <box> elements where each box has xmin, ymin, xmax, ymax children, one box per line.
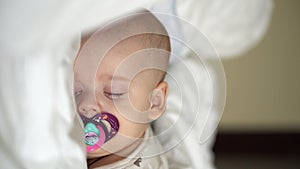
<box><xmin>75</xmin><ymin>34</ymin><xmax>166</xmax><ymax>76</ymax></box>
<box><xmin>75</xmin><ymin>10</ymin><xmax>170</xmax><ymax>82</ymax></box>
<box><xmin>88</xmin><ymin>33</ymin><xmax>168</xmax><ymax>63</ymax></box>
<box><xmin>99</xmin><ymin>35</ymin><xmax>167</xmax><ymax>71</ymax></box>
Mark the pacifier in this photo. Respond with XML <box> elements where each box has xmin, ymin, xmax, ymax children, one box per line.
<box><xmin>80</xmin><ymin>113</ymin><xmax>119</xmax><ymax>152</ymax></box>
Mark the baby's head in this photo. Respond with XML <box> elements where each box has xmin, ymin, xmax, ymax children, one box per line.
<box><xmin>74</xmin><ymin>10</ymin><xmax>170</xmax><ymax>162</ymax></box>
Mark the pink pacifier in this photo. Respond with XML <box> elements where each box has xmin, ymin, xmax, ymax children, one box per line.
<box><xmin>80</xmin><ymin>113</ymin><xmax>119</xmax><ymax>152</ymax></box>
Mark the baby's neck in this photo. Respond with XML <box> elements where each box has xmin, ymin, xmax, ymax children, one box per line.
<box><xmin>87</xmin><ymin>130</ymin><xmax>146</xmax><ymax>168</ymax></box>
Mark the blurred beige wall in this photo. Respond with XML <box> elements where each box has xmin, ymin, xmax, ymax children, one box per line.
<box><xmin>219</xmin><ymin>0</ymin><xmax>300</xmax><ymax>132</ymax></box>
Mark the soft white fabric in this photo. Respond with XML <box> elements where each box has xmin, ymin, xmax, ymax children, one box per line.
<box><xmin>176</xmin><ymin>0</ymin><xmax>274</xmax><ymax>58</ymax></box>
<box><xmin>0</xmin><ymin>0</ymin><xmax>273</xmax><ymax>169</ymax></box>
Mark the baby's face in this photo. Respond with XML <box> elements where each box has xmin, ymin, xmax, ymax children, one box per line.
<box><xmin>74</xmin><ymin>35</ymin><xmax>168</xmax><ymax>158</ymax></box>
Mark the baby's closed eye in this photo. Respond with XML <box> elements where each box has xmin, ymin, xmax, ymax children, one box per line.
<box><xmin>103</xmin><ymin>84</ymin><xmax>128</xmax><ymax>100</ymax></box>
<box><xmin>104</xmin><ymin>92</ymin><xmax>126</xmax><ymax>100</ymax></box>
<box><xmin>74</xmin><ymin>82</ymin><xmax>83</xmax><ymax>96</ymax></box>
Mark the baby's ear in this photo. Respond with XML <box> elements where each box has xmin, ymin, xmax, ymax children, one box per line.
<box><xmin>148</xmin><ymin>82</ymin><xmax>168</xmax><ymax>121</ymax></box>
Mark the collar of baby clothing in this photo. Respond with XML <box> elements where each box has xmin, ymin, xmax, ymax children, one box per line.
<box><xmin>91</xmin><ymin>126</ymin><xmax>168</xmax><ymax>169</ymax></box>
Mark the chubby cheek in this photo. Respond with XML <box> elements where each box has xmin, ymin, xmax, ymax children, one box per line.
<box><xmin>128</xmin><ymin>82</ymin><xmax>151</xmax><ymax>112</ymax></box>
<box><xmin>118</xmin><ymin>116</ymin><xmax>147</xmax><ymax>137</ymax></box>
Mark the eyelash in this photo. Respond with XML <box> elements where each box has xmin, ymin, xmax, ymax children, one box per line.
<box><xmin>75</xmin><ymin>90</ymin><xmax>82</xmax><ymax>97</ymax></box>
<box><xmin>104</xmin><ymin>92</ymin><xmax>124</xmax><ymax>100</ymax></box>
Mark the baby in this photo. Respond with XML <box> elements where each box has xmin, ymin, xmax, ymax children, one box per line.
<box><xmin>73</xmin><ymin>10</ymin><xmax>171</xmax><ymax>168</ymax></box>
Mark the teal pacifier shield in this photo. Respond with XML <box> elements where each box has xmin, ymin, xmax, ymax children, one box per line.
<box><xmin>84</xmin><ymin>123</ymin><xmax>100</xmax><ymax>146</ymax></box>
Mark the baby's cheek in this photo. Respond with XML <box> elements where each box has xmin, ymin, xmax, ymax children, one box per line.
<box><xmin>118</xmin><ymin>120</ymin><xmax>147</xmax><ymax>138</ymax></box>
<box><xmin>128</xmin><ymin>88</ymin><xmax>151</xmax><ymax>112</ymax></box>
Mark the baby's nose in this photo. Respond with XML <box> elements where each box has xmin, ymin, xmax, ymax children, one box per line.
<box><xmin>78</xmin><ymin>100</ymin><xmax>100</xmax><ymax>118</ymax></box>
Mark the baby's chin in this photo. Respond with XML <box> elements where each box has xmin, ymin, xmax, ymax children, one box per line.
<box><xmin>86</xmin><ymin>136</ymin><xmax>143</xmax><ymax>159</ymax></box>
<box><xmin>86</xmin><ymin>139</ymin><xmax>128</xmax><ymax>159</ymax></box>
<box><xmin>87</xmin><ymin>148</ymin><xmax>111</xmax><ymax>159</ymax></box>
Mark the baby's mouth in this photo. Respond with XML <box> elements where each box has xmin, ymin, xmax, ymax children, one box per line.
<box><xmin>80</xmin><ymin>113</ymin><xmax>119</xmax><ymax>152</ymax></box>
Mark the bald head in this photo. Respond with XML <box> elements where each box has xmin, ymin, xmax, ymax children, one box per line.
<box><xmin>78</xmin><ymin>10</ymin><xmax>170</xmax><ymax>84</ymax></box>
